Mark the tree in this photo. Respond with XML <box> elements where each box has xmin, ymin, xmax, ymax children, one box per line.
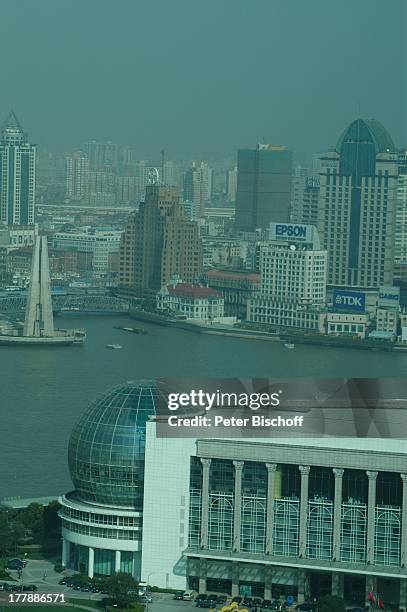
<box><xmin>104</xmin><ymin>572</ymin><xmax>139</xmax><ymax>607</ymax></box>
<box><xmin>43</xmin><ymin>501</ymin><xmax>61</xmax><ymax>538</ymax></box>
<box><xmin>317</xmin><ymin>594</ymin><xmax>346</xmax><ymax>612</ymax></box>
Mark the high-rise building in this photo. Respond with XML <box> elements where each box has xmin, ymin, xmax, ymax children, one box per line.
<box><xmin>85</xmin><ymin>140</ymin><xmax>118</xmax><ymax>171</ymax></box>
<box><xmin>65</xmin><ymin>151</ymin><xmax>89</xmax><ymax>200</ymax></box>
<box><xmin>235</xmin><ymin>144</ymin><xmax>292</xmax><ymax>232</ymax></box>
<box><xmin>183</xmin><ymin>161</ymin><xmax>213</xmax><ymax>217</ymax></box>
<box><xmin>118</xmin><ymin>185</ymin><xmax>202</xmax><ymax>295</ymax></box>
<box><xmin>226</xmin><ymin>166</ymin><xmax>238</xmax><ymax>202</ymax></box>
<box><xmin>0</xmin><ymin>111</ymin><xmax>36</xmax><ymax>226</ymax></box>
<box><xmin>88</xmin><ymin>169</ymin><xmax>116</xmax><ymax>206</ymax></box>
<box><xmin>395</xmin><ymin>150</ymin><xmax>407</xmax><ymax>279</ymax></box>
<box><xmin>317</xmin><ymin>119</ymin><xmax>398</xmax><ymax>289</ymax></box>
<box><xmin>247</xmin><ymin>223</ymin><xmax>327</xmax><ymax>330</ymax></box>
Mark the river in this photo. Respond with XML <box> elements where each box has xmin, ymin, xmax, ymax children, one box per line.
<box><xmin>1</xmin><ymin>314</ymin><xmax>407</xmax><ymax>498</ymax></box>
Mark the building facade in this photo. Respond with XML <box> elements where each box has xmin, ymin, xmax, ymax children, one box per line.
<box><xmin>118</xmin><ymin>185</ymin><xmax>202</xmax><ymax>295</ymax></box>
<box><xmin>235</xmin><ymin>144</ymin><xmax>292</xmax><ymax>232</ymax></box>
<box><xmin>203</xmin><ymin>269</ymin><xmax>261</xmax><ymax>319</ymax></box>
<box><xmin>317</xmin><ymin>119</ymin><xmax>398</xmax><ymax>289</ymax></box>
<box><xmin>65</xmin><ymin>151</ymin><xmax>89</xmax><ymax>201</ymax></box>
<box><xmin>247</xmin><ymin>224</ymin><xmax>327</xmax><ymax>330</ymax></box>
<box><xmin>156</xmin><ymin>279</ymin><xmax>224</xmax><ymax>321</ymax></box>
<box><xmin>53</xmin><ymin>229</ymin><xmax>122</xmax><ymax>275</ymax></box>
<box><xmin>0</xmin><ymin>112</ymin><xmax>36</xmax><ymax>226</ymax></box>
<box><xmin>59</xmin><ymin>381</ymin><xmax>159</xmax><ymax>579</ymax></box>
<box><xmin>141</xmin><ymin>427</ymin><xmax>407</xmax><ymax>609</ymax></box>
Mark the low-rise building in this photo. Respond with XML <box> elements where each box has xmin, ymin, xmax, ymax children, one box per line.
<box><xmin>203</xmin><ymin>269</ymin><xmax>261</xmax><ymax>319</ymax></box>
<box><xmin>326</xmin><ymin>312</ymin><xmax>371</xmax><ymax>338</ymax></box>
<box><xmin>156</xmin><ymin>278</ymin><xmax>224</xmax><ymax>322</ymax></box>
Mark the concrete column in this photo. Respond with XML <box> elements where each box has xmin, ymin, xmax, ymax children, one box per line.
<box><xmin>62</xmin><ymin>538</ymin><xmax>70</xmax><ymax>567</ymax></box>
<box><xmin>264</xmin><ymin>565</ymin><xmax>273</xmax><ymax>600</ymax></box>
<box><xmin>400</xmin><ymin>578</ymin><xmax>407</xmax><ymax>612</ymax></box>
<box><xmin>233</xmin><ymin>461</ymin><xmax>244</xmax><ymax>552</ymax></box>
<box><xmin>333</xmin><ymin>468</ymin><xmax>344</xmax><ymax>561</ymax></box>
<box><xmin>297</xmin><ymin>568</ymin><xmax>307</xmax><ymax>604</ymax></box>
<box><xmin>199</xmin><ymin>558</ymin><xmax>207</xmax><ymax>594</ymax></box>
<box><xmin>231</xmin><ymin>562</ymin><xmax>239</xmax><ymax>598</ymax></box>
<box><xmin>366</xmin><ymin>471</ymin><xmax>378</xmax><ymax>564</ymax></box>
<box><xmin>265</xmin><ymin>463</ymin><xmax>277</xmax><ymax>555</ymax></box>
<box><xmin>400</xmin><ymin>474</ymin><xmax>407</xmax><ymax>567</ymax></box>
<box><xmin>331</xmin><ymin>572</ymin><xmax>344</xmax><ymax>598</ymax></box>
<box><xmin>299</xmin><ymin>465</ymin><xmax>310</xmax><ymax>558</ymax></box>
<box><xmin>88</xmin><ymin>547</ymin><xmax>94</xmax><ymax>579</ymax></box>
<box><xmin>200</xmin><ymin>458</ymin><xmax>211</xmax><ymax>549</ymax></box>
<box><xmin>115</xmin><ymin>550</ymin><xmax>121</xmax><ymax>573</ymax></box>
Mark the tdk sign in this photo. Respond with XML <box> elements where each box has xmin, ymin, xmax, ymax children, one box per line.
<box><xmin>333</xmin><ymin>289</ymin><xmax>365</xmax><ymax>313</ymax></box>
<box><xmin>275</xmin><ymin>224</ymin><xmax>307</xmax><ymax>238</ymax></box>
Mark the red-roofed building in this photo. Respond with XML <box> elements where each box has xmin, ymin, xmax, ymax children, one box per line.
<box><xmin>157</xmin><ymin>276</ymin><xmax>224</xmax><ymax>321</ymax></box>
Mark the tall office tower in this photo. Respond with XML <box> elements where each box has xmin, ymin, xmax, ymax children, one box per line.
<box><xmin>290</xmin><ymin>165</ymin><xmax>308</xmax><ymax>222</ymax></box>
<box><xmin>116</xmin><ymin>175</ymin><xmax>138</xmax><ymax>205</ymax></box>
<box><xmin>65</xmin><ymin>151</ymin><xmax>89</xmax><ymax>200</ymax></box>
<box><xmin>84</xmin><ymin>140</ymin><xmax>118</xmax><ymax>170</ymax></box>
<box><xmin>235</xmin><ymin>143</ymin><xmax>292</xmax><ymax>232</ymax></box>
<box><xmin>317</xmin><ymin>119</ymin><xmax>398</xmax><ymax>289</ymax></box>
<box><xmin>118</xmin><ymin>185</ymin><xmax>202</xmax><ymax>295</ymax></box>
<box><xmin>394</xmin><ymin>150</ymin><xmax>407</xmax><ymax>280</ymax></box>
<box><xmin>88</xmin><ymin>169</ymin><xmax>116</xmax><ymax>206</ymax></box>
<box><xmin>162</xmin><ymin>160</ymin><xmax>181</xmax><ymax>189</ymax></box>
<box><xmin>0</xmin><ymin>111</ymin><xmax>36</xmax><ymax>225</ymax></box>
<box><xmin>183</xmin><ymin>161</ymin><xmax>213</xmax><ymax>217</ymax></box>
<box><xmin>301</xmin><ymin>177</ymin><xmax>320</xmax><ymax>226</ymax></box>
<box><xmin>226</xmin><ymin>166</ymin><xmax>238</xmax><ymax>202</ymax></box>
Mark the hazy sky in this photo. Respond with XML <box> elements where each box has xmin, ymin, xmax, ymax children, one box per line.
<box><xmin>0</xmin><ymin>0</ymin><xmax>406</xmax><ymax>158</ymax></box>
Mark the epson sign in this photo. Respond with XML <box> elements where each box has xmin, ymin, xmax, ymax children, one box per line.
<box><xmin>275</xmin><ymin>224</ymin><xmax>307</xmax><ymax>238</ymax></box>
<box><xmin>333</xmin><ymin>290</ymin><xmax>365</xmax><ymax>313</ymax></box>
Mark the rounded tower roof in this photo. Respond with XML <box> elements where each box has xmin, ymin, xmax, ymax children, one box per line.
<box><xmin>336</xmin><ymin>118</ymin><xmax>395</xmax><ymax>155</ymax></box>
<box><xmin>68</xmin><ymin>380</ymin><xmax>160</xmax><ymax>509</ymax></box>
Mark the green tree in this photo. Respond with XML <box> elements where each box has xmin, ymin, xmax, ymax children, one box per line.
<box><xmin>104</xmin><ymin>572</ymin><xmax>139</xmax><ymax>607</ymax></box>
<box><xmin>317</xmin><ymin>594</ymin><xmax>346</xmax><ymax>612</ymax></box>
<box><xmin>43</xmin><ymin>501</ymin><xmax>61</xmax><ymax>537</ymax></box>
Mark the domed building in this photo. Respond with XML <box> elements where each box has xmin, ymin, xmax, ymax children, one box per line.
<box><xmin>59</xmin><ymin>380</ymin><xmax>159</xmax><ymax>578</ymax></box>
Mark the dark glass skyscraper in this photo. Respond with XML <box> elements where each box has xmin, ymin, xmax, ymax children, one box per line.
<box><xmin>235</xmin><ymin>144</ymin><xmax>292</xmax><ymax>232</ymax></box>
<box><xmin>0</xmin><ymin>111</ymin><xmax>36</xmax><ymax>226</ymax></box>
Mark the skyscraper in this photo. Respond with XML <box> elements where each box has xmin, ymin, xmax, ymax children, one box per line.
<box><xmin>119</xmin><ymin>185</ymin><xmax>202</xmax><ymax>295</ymax></box>
<box><xmin>183</xmin><ymin>161</ymin><xmax>213</xmax><ymax>217</ymax></box>
<box><xmin>65</xmin><ymin>151</ymin><xmax>89</xmax><ymax>200</ymax></box>
<box><xmin>84</xmin><ymin>140</ymin><xmax>118</xmax><ymax>170</ymax></box>
<box><xmin>226</xmin><ymin>166</ymin><xmax>238</xmax><ymax>202</ymax></box>
<box><xmin>317</xmin><ymin>119</ymin><xmax>398</xmax><ymax>289</ymax></box>
<box><xmin>235</xmin><ymin>143</ymin><xmax>292</xmax><ymax>232</ymax></box>
<box><xmin>0</xmin><ymin>111</ymin><xmax>36</xmax><ymax>226</ymax></box>
<box><xmin>394</xmin><ymin>150</ymin><xmax>407</xmax><ymax>280</ymax></box>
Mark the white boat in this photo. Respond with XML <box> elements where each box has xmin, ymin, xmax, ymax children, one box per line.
<box><xmin>284</xmin><ymin>342</ymin><xmax>295</xmax><ymax>349</ymax></box>
<box><xmin>106</xmin><ymin>343</ymin><xmax>122</xmax><ymax>350</ymax></box>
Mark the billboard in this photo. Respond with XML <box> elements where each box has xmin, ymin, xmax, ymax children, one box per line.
<box><xmin>378</xmin><ymin>286</ymin><xmax>400</xmax><ymax>310</ymax></box>
<box><xmin>333</xmin><ymin>289</ymin><xmax>366</xmax><ymax>313</ymax></box>
<box><xmin>269</xmin><ymin>223</ymin><xmax>321</xmax><ymax>249</ymax></box>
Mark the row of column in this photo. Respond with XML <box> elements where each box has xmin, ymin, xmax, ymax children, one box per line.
<box><xmin>61</xmin><ymin>539</ymin><xmax>122</xmax><ymax>578</ymax></box>
<box><xmin>199</xmin><ymin>458</ymin><xmax>407</xmax><ymax>564</ymax></box>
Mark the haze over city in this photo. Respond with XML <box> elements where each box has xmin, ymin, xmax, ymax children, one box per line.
<box><xmin>0</xmin><ymin>0</ymin><xmax>406</xmax><ymax>156</ymax></box>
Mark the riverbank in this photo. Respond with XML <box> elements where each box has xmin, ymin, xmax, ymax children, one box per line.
<box><xmin>130</xmin><ymin>310</ymin><xmax>402</xmax><ymax>352</ymax></box>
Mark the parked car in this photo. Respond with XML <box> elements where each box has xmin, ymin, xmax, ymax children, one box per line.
<box><xmin>139</xmin><ymin>594</ymin><xmax>153</xmax><ymax>603</ymax></box>
<box><xmin>183</xmin><ymin>590</ymin><xmax>197</xmax><ymax>601</ymax></box>
<box><xmin>174</xmin><ymin>590</ymin><xmax>185</xmax><ymax>600</ymax></box>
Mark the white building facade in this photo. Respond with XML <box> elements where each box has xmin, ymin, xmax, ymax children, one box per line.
<box><xmin>141</xmin><ymin>424</ymin><xmax>407</xmax><ymax>609</ymax></box>
<box><xmin>53</xmin><ymin>229</ymin><xmax>122</xmax><ymax>275</ymax></box>
<box><xmin>247</xmin><ymin>223</ymin><xmax>327</xmax><ymax>330</ymax></box>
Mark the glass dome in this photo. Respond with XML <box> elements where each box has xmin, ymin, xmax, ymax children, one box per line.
<box><xmin>68</xmin><ymin>380</ymin><xmax>159</xmax><ymax>509</ymax></box>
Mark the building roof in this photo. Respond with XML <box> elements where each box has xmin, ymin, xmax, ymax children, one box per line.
<box><xmin>336</xmin><ymin>118</ymin><xmax>395</xmax><ymax>155</ymax></box>
<box><xmin>206</xmin><ymin>269</ymin><xmax>261</xmax><ymax>282</ymax></box>
<box><xmin>166</xmin><ymin>282</ymin><xmax>222</xmax><ymax>299</ymax></box>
